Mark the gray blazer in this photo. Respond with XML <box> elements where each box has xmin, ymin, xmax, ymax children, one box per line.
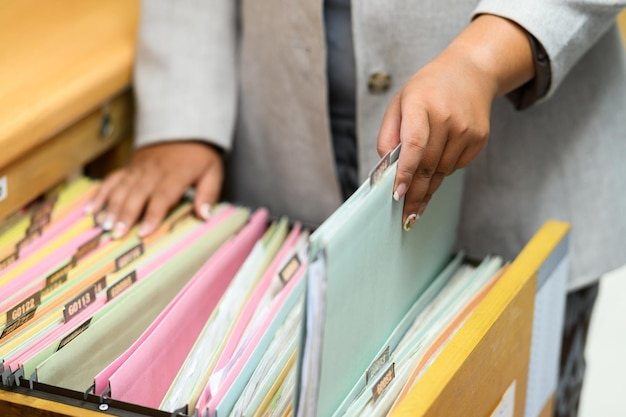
<box><xmin>134</xmin><ymin>0</ymin><xmax>626</xmax><ymax>290</ymax></box>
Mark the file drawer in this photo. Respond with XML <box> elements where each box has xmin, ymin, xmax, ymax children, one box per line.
<box><xmin>0</xmin><ymin>220</ymin><xmax>569</xmax><ymax>417</ymax></box>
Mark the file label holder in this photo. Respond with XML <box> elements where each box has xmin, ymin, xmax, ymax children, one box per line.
<box><xmin>107</xmin><ymin>271</ymin><xmax>137</xmax><ymax>302</ymax></box>
<box><xmin>280</xmin><ymin>254</ymin><xmax>302</xmax><ymax>284</ymax></box>
<box><xmin>30</xmin><ymin>195</ymin><xmax>57</xmax><ymax>224</ymax></box>
<box><xmin>372</xmin><ymin>362</ymin><xmax>395</xmax><ymax>402</ymax></box>
<box><xmin>115</xmin><ymin>243</ymin><xmax>144</xmax><ymax>271</ymax></box>
<box><xmin>0</xmin><ymin>251</ymin><xmax>18</xmax><ymax>271</ymax></box>
<box><xmin>6</xmin><ymin>292</ymin><xmax>41</xmax><ymax>325</ymax></box>
<box><xmin>45</xmin><ymin>261</ymin><xmax>75</xmax><ymax>288</ymax></box>
<box><xmin>72</xmin><ymin>233</ymin><xmax>102</xmax><ymax>263</ymax></box>
<box><xmin>2</xmin><ymin>311</ymin><xmax>37</xmax><ymax>340</ymax></box>
<box><xmin>57</xmin><ymin>318</ymin><xmax>93</xmax><ymax>352</ymax></box>
<box><xmin>27</xmin><ymin>213</ymin><xmax>51</xmax><ymax>234</ymax></box>
<box><xmin>1</xmin><ymin>295</ymin><xmax>40</xmax><ymax>340</ymax></box>
<box><xmin>41</xmin><ymin>275</ymin><xmax>68</xmax><ymax>297</ymax></box>
<box><xmin>366</xmin><ymin>346</ymin><xmax>390</xmax><ymax>385</ymax></box>
<box><xmin>63</xmin><ymin>286</ymin><xmax>96</xmax><ymax>323</ymax></box>
<box><xmin>369</xmin><ymin>150</ymin><xmax>392</xmax><ymax>188</ymax></box>
<box><xmin>17</xmin><ymin>228</ymin><xmax>43</xmax><ymax>252</ymax></box>
<box><xmin>93</xmin><ymin>276</ymin><xmax>107</xmax><ymax>295</ymax></box>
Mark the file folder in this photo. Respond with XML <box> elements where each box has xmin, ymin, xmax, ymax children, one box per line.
<box><xmin>106</xmin><ymin>209</ymin><xmax>268</xmax><ymax>408</ymax></box>
<box><xmin>297</xmin><ymin>145</ymin><xmax>464</xmax><ymax>417</ymax></box>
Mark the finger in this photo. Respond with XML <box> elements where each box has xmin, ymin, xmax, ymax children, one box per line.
<box><xmin>416</xmin><ymin>124</ymin><xmax>488</xmax><ymax>219</ymax></box>
<box><xmin>419</xmin><ymin>136</ymin><xmax>465</xmax><ymax>213</ymax></box>
<box><xmin>393</xmin><ymin>99</ymin><xmax>430</xmax><ymax>202</ymax></box>
<box><xmin>140</xmin><ymin>177</ymin><xmax>190</xmax><ymax>237</ymax></box>
<box><xmin>112</xmin><ymin>172</ymin><xmax>161</xmax><ymax>239</ymax></box>
<box><xmin>455</xmin><ymin>141</ymin><xmax>486</xmax><ymax>169</ymax></box>
<box><xmin>102</xmin><ymin>170</ymin><xmax>141</xmax><ymax>232</ymax></box>
<box><xmin>377</xmin><ymin>94</ymin><xmax>402</xmax><ymax>157</ymax></box>
<box><xmin>401</xmin><ymin>112</ymin><xmax>448</xmax><ymax>230</ymax></box>
<box><xmin>86</xmin><ymin>171</ymin><xmax>125</xmax><ymax>215</ymax></box>
<box><xmin>194</xmin><ymin>164</ymin><xmax>223</xmax><ymax>221</ymax></box>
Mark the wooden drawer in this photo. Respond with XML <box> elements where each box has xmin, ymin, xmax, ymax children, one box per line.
<box><xmin>391</xmin><ymin>221</ymin><xmax>568</xmax><ymax>417</ymax></box>
<box><xmin>0</xmin><ymin>92</ymin><xmax>133</xmax><ymax>220</ymax></box>
<box><xmin>0</xmin><ymin>0</ymin><xmax>138</xmax><ymax>220</ymax></box>
<box><xmin>0</xmin><ymin>221</ymin><xmax>569</xmax><ymax>417</ymax></box>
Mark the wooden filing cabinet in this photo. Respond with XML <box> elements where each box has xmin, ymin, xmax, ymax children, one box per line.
<box><xmin>0</xmin><ymin>2</ymin><xmax>599</xmax><ymax>416</ymax></box>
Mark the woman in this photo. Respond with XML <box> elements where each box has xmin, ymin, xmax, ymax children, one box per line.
<box><xmin>88</xmin><ymin>1</ymin><xmax>626</xmax><ymax>415</ymax></box>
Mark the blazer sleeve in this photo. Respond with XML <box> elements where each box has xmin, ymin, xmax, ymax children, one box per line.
<box><xmin>133</xmin><ymin>0</ymin><xmax>237</xmax><ymax>151</ymax></box>
<box><xmin>473</xmin><ymin>0</ymin><xmax>625</xmax><ymax>100</ymax></box>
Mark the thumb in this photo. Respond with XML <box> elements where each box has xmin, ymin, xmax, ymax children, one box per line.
<box><xmin>376</xmin><ymin>94</ymin><xmax>402</xmax><ymax>157</ymax></box>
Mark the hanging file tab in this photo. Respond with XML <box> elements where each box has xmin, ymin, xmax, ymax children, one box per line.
<box><xmin>45</xmin><ymin>261</ymin><xmax>75</xmax><ymax>288</ymax></box>
<box><xmin>64</xmin><ymin>286</ymin><xmax>97</xmax><ymax>323</ymax></box>
<box><xmin>115</xmin><ymin>243</ymin><xmax>144</xmax><ymax>271</ymax></box>
<box><xmin>1</xmin><ymin>291</ymin><xmax>41</xmax><ymax>340</ymax></box>
<box><xmin>280</xmin><ymin>254</ymin><xmax>302</xmax><ymax>284</ymax></box>
<box><xmin>0</xmin><ymin>251</ymin><xmax>18</xmax><ymax>271</ymax></box>
<box><xmin>366</xmin><ymin>346</ymin><xmax>390</xmax><ymax>385</ymax></box>
<box><xmin>372</xmin><ymin>363</ymin><xmax>395</xmax><ymax>402</ymax></box>
<box><xmin>16</xmin><ymin>228</ymin><xmax>42</xmax><ymax>253</ymax></box>
<box><xmin>72</xmin><ymin>232</ymin><xmax>102</xmax><ymax>263</ymax></box>
<box><xmin>107</xmin><ymin>271</ymin><xmax>137</xmax><ymax>302</ymax></box>
<box><xmin>56</xmin><ymin>318</ymin><xmax>93</xmax><ymax>352</ymax></box>
<box><xmin>369</xmin><ymin>151</ymin><xmax>391</xmax><ymax>188</ymax></box>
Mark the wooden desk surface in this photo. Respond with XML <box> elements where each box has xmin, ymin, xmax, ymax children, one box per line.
<box><xmin>0</xmin><ymin>0</ymin><xmax>138</xmax><ymax>171</ymax></box>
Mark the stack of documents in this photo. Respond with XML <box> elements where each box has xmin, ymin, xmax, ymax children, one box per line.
<box><xmin>0</xmin><ymin>148</ymin><xmax>509</xmax><ymax>417</ymax></box>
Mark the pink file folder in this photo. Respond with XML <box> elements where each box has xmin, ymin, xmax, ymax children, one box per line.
<box><xmin>210</xmin><ymin>223</ymin><xmax>302</xmax><ymax>377</ymax></box>
<box><xmin>5</xmin><ymin>207</ymin><xmax>236</xmax><ymax>372</ymax></box>
<box><xmin>6</xmin><ymin>291</ymin><xmax>106</xmax><ymax>372</ymax></box>
<box><xmin>92</xmin><ymin>205</ymin><xmax>239</xmax><ymax>394</ymax></box>
<box><xmin>8</xmin><ymin>206</ymin><xmax>238</xmax><ymax>376</ymax></box>
<box><xmin>105</xmin><ymin>209</ymin><xmax>269</xmax><ymax>409</ymax></box>
<box><xmin>201</xmin><ymin>262</ymin><xmax>307</xmax><ymax>416</ymax></box>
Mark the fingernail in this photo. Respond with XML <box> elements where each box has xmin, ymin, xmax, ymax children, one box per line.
<box><xmin>200</xmin><ymin>203</ymin><xmax>212</xmax><ymax>221</ymax></box>
<box><xmin>393</xmin><ymin>183</ymin><xmax>408</xmax><ymax>201</ymax></box>
<box><xmin>84</xmin><ymin>202</ymin><xmax>94</xmax><ymax>215</ymax></box>
<box><xmin>417</xmin><ymin>202</ymin><xmax>428</xmax><ymax>216</ymax></box>
<box><xmin>112</xmin><ymin>222</ymin><xmax>126</xmax><ymax>239</ymax></box>
<box><xmin>101</xmin><ymin>214</ymin><xmax>114</xmax><ymax>231</ymax></box>
<box><xmin>138</xmin><ymin>222</ymin><xmax>152</xmax><ymax>238</ymax></box>
<box><xmin>94</xmin><ymin>211</ymin><xmax>106</xmax><ymax>226</ymax></box>
<box><xmin>403</xmin><ymin>213</ymin><xmax>419</xmax><ymax>232</ymax></box>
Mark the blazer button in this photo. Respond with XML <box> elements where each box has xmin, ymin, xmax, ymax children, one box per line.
<box><xmin>368</xmin><ymin>72</ymin><xmax>392</xmax><ymax>94</ymax></box>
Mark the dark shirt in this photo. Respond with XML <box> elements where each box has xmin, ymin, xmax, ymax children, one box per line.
<box><xmin>324</xmin><ymin>0</ymin><xmax>359</xmax><ymax>200</ymax></box>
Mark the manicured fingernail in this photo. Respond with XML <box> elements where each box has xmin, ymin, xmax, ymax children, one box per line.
<box><xmin>403</xmin><ymin>213</ymin><xmax>419</xmax><ymax>232</ymax></box>
<box><xmin>393</xmin><ymin>183</ymin><xmax>408</xmax><ymax>201</ymax></box>
<box><xmin>138</xmin><ymin>222</ymin><xmax>152</xmax><ymax>238</ymax></box>
<box><xmin>101</xmin><ymin>214</ymin><xmax>114</xmax><ymax>231</ymax></box>
<box><xmin>112</xmin><ymin>222</ymin><xmax>126</xmax><ymax>239</ymax></box>
<box><xmin>200</xmin><ymin>203</ymin><xmax>212</xmax><ymax>221</ymax></box>
<box><xmin>94</xmin><ymin>211</ymin><xmax>105</xmax><ymax>225</ymax></box>
<box><xmin>417</xmin><ymin>202</ymin><xmax>428</xmax><ymax>216</ymax></box>
<box><xmin>84</xmin><ymin>202</ymin><xmax>94</xmax><ymax>215</ymax></box>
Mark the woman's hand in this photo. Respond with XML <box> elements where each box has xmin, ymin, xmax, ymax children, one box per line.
<box><xmin>86</xmin><ymin>141</ymin><xmax>224</xmax><ymax>238</ymax></box>
<box><xmin>377</xmin><ymin>15</ymin><xmax>535</xmax><ymax>231</ymax></box>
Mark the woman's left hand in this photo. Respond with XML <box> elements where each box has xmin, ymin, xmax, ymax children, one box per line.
<box><xmin>377</xmin><ymin>14</ymin><xmax>535</xmax><ymax>231</ymax></box>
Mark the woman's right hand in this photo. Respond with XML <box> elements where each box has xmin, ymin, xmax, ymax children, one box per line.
<box><xmin>86</xmin><ymin>141</ymin><xmax>224</xmax><ymax>238</ymax></box>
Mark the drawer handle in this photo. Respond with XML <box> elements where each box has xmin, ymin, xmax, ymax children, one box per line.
<box><xmin>99</xmin><ymin>102</ymin><xmax>115</xmax><ymax>140</ymax></box>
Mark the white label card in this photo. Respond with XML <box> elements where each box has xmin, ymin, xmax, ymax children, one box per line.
<box><xmin>0</xmin><ymin>176</ymin><xmax>7</xmax><ymax>202</ymax></box>
<box><xmin>490</xmin><ymin>380</ymin><xmax>516</xmax><ymax>417</ymax></box>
